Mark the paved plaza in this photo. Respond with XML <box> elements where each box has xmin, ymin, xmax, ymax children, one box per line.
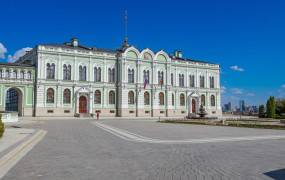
<box><xmin>2</xmin><ymin>119</ymin><xmax>285</xmax><ymax>180</ymax></box>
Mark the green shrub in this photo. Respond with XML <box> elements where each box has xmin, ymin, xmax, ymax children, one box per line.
<box><xmin>0</xmin><ymin>114</ymin><xmax>4</xmax><ymax>138</ymax></box>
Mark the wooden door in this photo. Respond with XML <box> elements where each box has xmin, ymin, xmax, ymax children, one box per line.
<box><xmin>79</xmin><ymin>96</ymin><xmax>87</xmax><ymax>113</ymax></box>
<box><xmin>192</xmin><ymin>99</ymin><xmax>196</xmax><ymax>113</ymax></box>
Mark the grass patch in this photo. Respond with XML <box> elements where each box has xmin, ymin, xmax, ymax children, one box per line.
<box><xmin>159</xmin><ymin>119</ymin><xmax>285</xmax><ymax>130</ymax></box>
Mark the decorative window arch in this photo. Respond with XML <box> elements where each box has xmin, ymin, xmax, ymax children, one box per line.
<box><xmin>159</xmin><ymin>92</ymin><xmax>164</xmax><ymax>105</ymax></box>
<box><xmin>211</xmin><ymin>95</ymin><xmax>216</xmax><ymax>106</ymax></box>
<box><xmin>143</xmin><ymin>52</ymin><xmax>152</xmax><ymax>60</ymax></box>
<box><xmin>94</xmin><ymin>90</ymin><xmax>101</xmax><ymax>104</ymax></box>
<box><xmin>180</xmin><ymin>94</ymin><xmax>185</xmax><ymax>106</ymax></box>
<box><xmin>46</xmin><ymin>63</ymin><xmax>55</xmax><ymax>79</ymax></box>
<box><xmin>128</xmin><ymin>68</ymin><xmax>135</xmax><ymax>83</ymax></box>
<box><xmin>63</xmin><ymin>89</ymin><xmax>71</xmax><ymax>104</ymax></box>
<box><xmin>144</xmin><ymin>91</ymin><xmax>150</xmax><ymax>105</ymax></box>
<box><xmin>201</xmin><ymin>95</ymin><xmax>206</xmax><ymax>106</ymax></box>
<box><xmin>79</xmin><ymin>65</ymin><xmax>87</xmax><ymax>81</ymax></box>
<box><xmin>94</xmin><ymin>67</ymin><xmax>101</xmax><ymax>82</ymax></box>
<box><xmin>109</xmin><ymin>91</ymin><xmax>115</xmax><ymax>104</ymax></box>
<box><xmin>46</xmin><ymin>88</ymin><xmax>55</xmax><ymax>103</ymax></box>
<box><xmin>172</xmin><ymin>93</ymin><xmax>175</xmax><ymax>106</ymax></box>
<box><xmin>128</xmin><ymin>91</ymin><xmax>135</xmax><ymax>104</ymax></box>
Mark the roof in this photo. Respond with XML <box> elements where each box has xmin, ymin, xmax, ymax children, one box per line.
<box><xmin>0</xmin><ymin>62</ymin><xmax>34</xmax><ymax>68</ymax></box>
<box><xmin>169</xmin><ymin>55</ymin><xmax>219</xmax><ymax>65</ymax></box>
<box><xmin>40</xmin><ymin>43</ymin><xmax>117</xmax><ymax>54</ymax></box>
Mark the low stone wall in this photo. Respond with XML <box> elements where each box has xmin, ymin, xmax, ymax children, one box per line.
<box><xmin>1</xmin><ymin>112</ymin><xmax>19</xmax><ymax>123</ymax></box>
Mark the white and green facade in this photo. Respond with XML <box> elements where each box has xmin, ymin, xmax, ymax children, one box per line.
<box><xmin>1</xmin><ymin>38</ymin><xmax>222</xmax><ymax>117</ymax></box>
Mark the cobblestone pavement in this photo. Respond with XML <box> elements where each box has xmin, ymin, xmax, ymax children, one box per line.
<box><xmin>2</xmin><ymin>119</ymin><xmax>285</xmax><ymax>180</ymax></box>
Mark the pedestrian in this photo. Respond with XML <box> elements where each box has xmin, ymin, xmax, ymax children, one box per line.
<box><xmin>96</xmin><ymin>111</ymin><xmax>99</xmax><ymax>120</ymax></box>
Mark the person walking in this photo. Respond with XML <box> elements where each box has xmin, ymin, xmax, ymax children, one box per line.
<box><xmin>96</xmin><ymin>111</ymin><xmax>100</xmax><ymax>120</ymax></box>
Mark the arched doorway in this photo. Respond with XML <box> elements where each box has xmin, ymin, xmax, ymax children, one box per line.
<box><xmin>5</xmin><ymin>88</ymin><xmax>23</xmax><ymax>116</ymax></box>
<box><xmin>79</xmin><ymin>96</ymin><xmax>88</xmax><ymax>113</ymax></box>
<box><xmin>192</xmin><ymin>99</ymin><xmax>196</xmax><ymax>113</ymax></box>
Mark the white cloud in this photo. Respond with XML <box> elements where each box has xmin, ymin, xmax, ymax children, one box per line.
<box><xmin>8</xmin><ymin>47</ymin><xmax>32</xmax><ymax>63</ymax></box>
<box><xmin>246</xmin><ymin>93</ymin><xmax>255</xmax><ymax>97</ymax></box>
<box><xmin>221</xmin><ymin>86</ymin><xmax>226</xmax><ymax>94</ymax></box>
<box><xmin>231</xmin><ymin>88</ymin><xmax>243</xmax><ymax>95</ymax></box>
<box><xmin>230</xmin><ymin>65</ymin><xmax>244</xmax><ymax>72</ymax></box>
<box><xmin>281</xmin><ymin>84</ymin><xmax>285</xmax><ymax>88</ymax></box>
<box><xmin>0</xmin><ymin>43</ymin><xmax>8</xmax><ymax>59</ymax></box>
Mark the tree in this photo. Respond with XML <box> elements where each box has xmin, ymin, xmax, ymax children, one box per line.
<box><xmin>266</xmin><ymin>96</ymin><xmax>276</xmax><ymax>118</ymax></box>
<box><xmin>275</xmin><ymin>98</ymin><xmax>285</xmax><ymax>116</ymax></box>
<box><xmin>198</xmin><ymin>105</ymin><xmax>207</xmax><ymax>118</ymax></box>
<box><xmin>258</xmin><ymin>105</ymin><xmax>265</xmax><ymax>118</ymax></box>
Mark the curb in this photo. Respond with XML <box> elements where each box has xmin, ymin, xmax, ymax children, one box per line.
<box><xmin>0</xmin><ymin>129</ymin><xmax>47</xmax><ymax>179</ymax></box>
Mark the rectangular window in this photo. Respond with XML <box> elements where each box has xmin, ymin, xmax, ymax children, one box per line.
<box><xmin>200</xmin><ymin>76</ymin><xmax>205</xmax><ymax>88</ymax></box>
<box><xmin>171</xmin><ymin>73</ymin><xmax>174</xmax><ymax>86</ymax></box>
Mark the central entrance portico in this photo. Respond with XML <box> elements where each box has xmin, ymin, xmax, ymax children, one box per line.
<box><xmin>188</xmin><ymin>92</ymin><xmax>200</xmax><ymax>117</ymax></box>
<box><xmin>75</xmin><ymin>87</ymin><xmax>93</xmax><ymax>116</ymax></box>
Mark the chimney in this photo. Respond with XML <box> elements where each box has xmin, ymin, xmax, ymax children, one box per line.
<box><xmin>174</xmin><ymin>50</ymin><xmax>182</xmax><ymax>58</ymax></box>
<box><xmin>71</xmin><ymin>38</ymin><xmax>78</xmax><ymax>47</ymax></box>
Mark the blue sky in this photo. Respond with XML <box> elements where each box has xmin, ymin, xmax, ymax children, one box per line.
<box><xmin>0</xmin><ymin>0</ymin><xmax>284</xmax><ymax>106</ymax></box>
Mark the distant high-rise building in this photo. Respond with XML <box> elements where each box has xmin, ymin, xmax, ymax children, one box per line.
<box><xmin>239</xmin><ymin>100</ymin><xmax>245</xmax><ymax>112</ymax></box>
<box><xmin>223</xmin><ymin>102</ymin><xmax>232</xmax><ymax>112</ymax></box>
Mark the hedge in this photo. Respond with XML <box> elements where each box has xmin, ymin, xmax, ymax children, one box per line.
<box><xmin>0</xmin><ymin>114</ymin><xmax>4</xmax><ymax>138</ymax></box>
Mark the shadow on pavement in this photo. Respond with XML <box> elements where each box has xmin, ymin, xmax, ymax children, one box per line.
<box><xmin>264</xmin><ymin>168</ymin><xmax>285</xmax><ymax>180</ymax></box>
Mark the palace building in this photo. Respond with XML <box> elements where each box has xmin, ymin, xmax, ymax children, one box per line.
<box><xmin>0</xmin><ymin>38</ymin><xmax>222</xmax><ymax>117</ymax></box>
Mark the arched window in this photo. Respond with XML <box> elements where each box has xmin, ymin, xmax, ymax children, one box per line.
<box><xmin>63</xmin><ymin>89</ymin><xmax>71</xmax><ymax>104</ymax></box>
<box><xmin>79</xmin><ymin>65</ymin><xmax>86</xmax><ymax>81</ymax></box>
<box><xmin>180</xmin><ymin>94</ymin><xmax>185</xmax><ymax>106</ymax></box>
<box><xmin>20</xmin><ymin>71</ymin><xmax>24</xmax><ymax>79</ymax></box>
<box><xmin>158</xmin><ymin>71</ymin><xmax>164</xmax><ymax>85</ymax></box>
<box><xmin>200</xmin><ymin>75</ymin><xmax>205</xmax><ymax>88</ymax></box>
<box><xmin>179</xmin><ymin>74</ymin><xmax>184</xmax><ymax>87</ymax></box>
<box><xmin>94</xmin><ymin>67</ymin><xmax>101</xmax><ymax>82</ymax></box>
<box><xmin>144</xmin><ymin>91</ymin><xmax>150</xmax><ymax>105</ymax></box>
<box><xmin>128</xmin><ymin>91</ymin><xmax>135</xmax><ymax>104</ymax></box>
<box><xmin>210</xmin><ymin>76</ymin><xmax>215</xmax><ymax>88</ymax></box>
<box><xmin>13</xmin><ymin>70</ymin><xmax>17</xmax><ymax>79</ymax></box>
<box><xmin>0</xmin><ymin>69</ymin><xmax>2</xmax><ymax>79</ymax></box>
<box><xmin>6</xmin><ymin>69</ymin><xmax>10</xmax><ymax>78</ymax></box>
<box><xmin>109</xmin><ymin>91</ymin><xmax>115</xmax><ymax>104</ymax></box>
<box><xmin>46</xmin><ymin>63</ymin><xmax>55</xmax><ymax>79</ymax></box>
<box><xmin>171</xmin><ymin>73</ymin><xmax>174</xmax><ymax>86</ymax></box>
<box><xmin>159</xmin><ymin>92</ymin><xmax>164</xmax><ymax>105</ymax></box>
<box><xmin>189</xmin><ymin>75</ymin><xmax>195</xmax><ymax>87</ymax></box>
<box><xmin>172</xmin><ymin>93</ymin><xmax>175</xmax><ymax>106</ymax></box>
<box><xmin>201</xmin><ymin>95</ymin><xmax>206</xmax><ymax>106</ymax></box>
<box><xmin>108</xmin><ymin>68</ymin><xmax>115</xmax><ymax>83</ymax></box>
<box><xmin>128</xmin><ymin>68</ymin><xmax>135</xmax><ymax>83</ymax></box>
<box><xmin>46</xmin><ymin>88</ymin><xmax>54</xmax><ymax>103</ymax></box>
<box><xmin>211</xmin><ymin>95</ymin><xmax>216</xmax><ymax>106</ymax></box>
<box><xmin>94</xmin><ymin>90</ymin><xmax>101</xmax><ymax>104</ymax></box>
<box><xmin>63</xmin><ymin>64</ymin><xmax>67</xmax><ymax>80</ymax></box>
<box><xmin>63</xmin><ymin>64</ymin><xmax>71</xmax><ymax>80</ymax></box>
<box><xmin>27</xmin><ymin>71</ymin><xmax>32</xmax><ymax>80</ymax></box>
<box><xmin>143</xmin><ymin>70</ymin><xmax>150</xmax><ymax>85</ymax></box>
